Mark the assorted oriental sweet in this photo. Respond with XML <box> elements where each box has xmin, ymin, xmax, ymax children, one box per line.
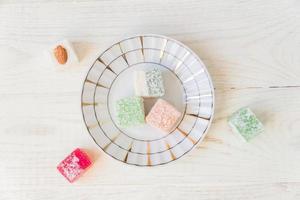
<box><xmin>134</xmin><ymin>68</ymin><xmax>165</xmax><ymax>97</ymax></box>
<box><xmin>228</xmin><ymin>107</ymin><xmax>264</xmax><ymax>141</ymax></box>
<box><xmin>57</xmin><ymin>148</ymin><xmax>92</xmax><ymax>183</ymax></box>
<box><xmin>117</xmin><ymin>68</ymin><xmax>181</xmax><ymax>133</ymax></box>
<box><xmin>57</xmin><ymin>68</ymin><xmax>265</xmax><ymax>183</ymax></box>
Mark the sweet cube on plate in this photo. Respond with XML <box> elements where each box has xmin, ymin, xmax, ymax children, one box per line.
<box><xmin>134</xmin><ymin>68</ymin><xmax>165</xmax><ymax>97</ymax></box>
<box><xmin>116</xmin><ymin>96</ymin><xmax>145</xmax><ymax>127</ymax></box>
<box><xmin>146</xmin><ymin>99</ymin><xmax>181</xmax><ymax>132</ymax></box>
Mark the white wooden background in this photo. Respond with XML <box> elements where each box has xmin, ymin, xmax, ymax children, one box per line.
<box><xmin>1</xmin><ymin>0</ymin><xmax>300</xmax><ymax>199</ymax></box>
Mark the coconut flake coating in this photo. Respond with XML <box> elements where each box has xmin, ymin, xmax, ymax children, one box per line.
<box><xmin>134</xmin><ymin>69</ymin><xmax>165</xmax><ymax>97</ymax></box>
<box><xmin>57</xmin><ymin>148</ymin><xmax>92</xmax><ymax>183</ymax></box>
<box><xmin>228</xmin><ymin>107</ymin><xmax>264</xmax><ymax>141</ymax></box>
<box><xmin>116</xmin><ymin>96</ymin><xmax>145</xmax><ymax>127</ymax></box>
<box><xmin>146</xmin><ymin>99</ymin><xmax>181</xmax><ymax>132</ymax></box>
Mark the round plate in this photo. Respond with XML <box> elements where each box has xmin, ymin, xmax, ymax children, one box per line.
<box><xmin>81</xmin><ymin>34</ymin><xmax>214</xmax><ymax>166</ymax></box>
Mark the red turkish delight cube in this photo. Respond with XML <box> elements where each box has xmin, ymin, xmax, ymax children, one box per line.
<box><xmin>57</xmin><ymin>148</ymin><xmax>92</xmax><ymax>183</ymax></box>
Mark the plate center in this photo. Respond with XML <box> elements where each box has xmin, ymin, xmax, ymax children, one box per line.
<box><xmin>108</xmin><ymin>62</ymin><xmax>185</xmax><ymax>141</ymax></box>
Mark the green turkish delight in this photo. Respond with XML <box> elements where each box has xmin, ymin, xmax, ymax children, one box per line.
<box><xmin>116</xmin><ymin>96</ymin><xmax>145</xmax><ymax>127</ymax></box>
<box><xmin>228</xmin><ymin>107</ymin><xmax>264</xmax><ymax>141</ymax></box>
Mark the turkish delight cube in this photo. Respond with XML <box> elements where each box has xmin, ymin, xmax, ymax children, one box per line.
<box><xmin>134</xmin><ymin>68</ymin><xmax>165</xmax><ymax>97</ymax></box>
<box><xmin>146</xmin><ymin>99</ymin><xmax>181</xmax><ymax>132</ymax></box>
<box><xmin>57</xmin><ymin>148</ymin><xmax>92</xmax><ymax>183</ymax></box>
<box><xmin>116</xmin><ymin>96</ymin><xmax>145</xmax><ymax>127</ymax></box>
<box><xmin>228</xmin><ymin>107</ymin><xmax>264</xmax><ymax>141</ymax></box>
<box><xmin>47</xmin><ymin>39</ymin><xmax>79</xmax><ymax>66</ymax></box>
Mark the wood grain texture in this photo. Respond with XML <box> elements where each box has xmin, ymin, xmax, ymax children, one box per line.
<box><xmin>0</xmin><ymin>0</ymin><xmax>300</xmax><ymax>199</ymax></box>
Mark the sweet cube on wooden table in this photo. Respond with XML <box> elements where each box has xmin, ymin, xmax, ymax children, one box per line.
<box><xmin>57</xmin><ymin>148</ymin><xmax>92</xmax><ymax>183</ymax></box>
<box><xmin>116</xmin><ymin>96</ymin><xmax>145</xmax><ymax>127</ymax></box>
<box><xmin>146</xmin><ymin>99</ymin><xmax>181</xmax><ymax>132</ymax></box>
<box><xmin>228</xmin><ymin>107</ymin><xmax>264</xmax><ymax>141</ymax></box>
<box><xmin>134</xmin><ymin>68</ymin><xmax>165</xmax><ymax>97</ymax></box>
<box><xmin>47</xmin><ymin>39</ymin><xmax>79</xmax><ymax>66</ymax></box>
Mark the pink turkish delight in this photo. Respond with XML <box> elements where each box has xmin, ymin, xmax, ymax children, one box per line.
<box><xmin>57</xmin><ymin>148</ymin><xmax>92</xmax><ymax>183</ymax></box>
<box><xmin>146</xmin><ymin>99</ymin><xmax>181</xmax><ymax>132</ymax></box>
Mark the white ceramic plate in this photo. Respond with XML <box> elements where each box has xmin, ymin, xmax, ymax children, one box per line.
<box><xmin>81</xmin><ymin>34</ymin><xmax>214</xmax><ymax>166</ymax></box>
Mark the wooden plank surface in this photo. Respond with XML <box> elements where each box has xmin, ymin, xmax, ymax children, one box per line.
<box><xmin>0</xmin><ymin>0</ymin><xmax>299</xmax><ymax>199</ymax></box>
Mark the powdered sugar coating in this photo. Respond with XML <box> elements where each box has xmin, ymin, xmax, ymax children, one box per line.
<box><xmin>146</xmin><ymin>99</ymin><xmax>181</xmax><ymax>132</ymax></box>
<box><xmin>57</xmin><ymin>148</ymin><xmax>92</xmax><ymax>183</ymax></box>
